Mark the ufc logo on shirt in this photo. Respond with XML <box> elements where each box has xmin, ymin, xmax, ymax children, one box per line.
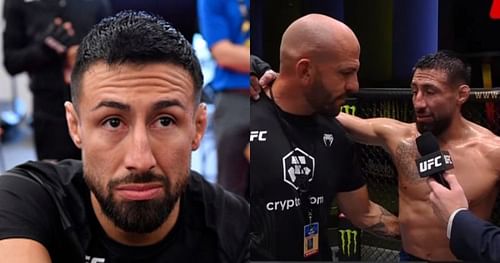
<box><xmin>85</xmin><ymin>256</ymin><xmax>105</xmax><ymax>263</ymax></box>
<box><xmin>250</xmin><ymin>130</ymin><xmax>267</xmax><ymax>142</ymax></box>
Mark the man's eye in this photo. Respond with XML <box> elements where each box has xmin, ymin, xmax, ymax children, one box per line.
<box><xmin>158</xmin><ymin>116</ymin><xmax>174</xmax><ymax>127</ymax></box>
<box><xmin>104</xmin><ymin>118</ymin><xmax>122</xmax><ymax>128</ymax></box>
<box><xmin>341</xmin><ymin>70</ymin><xmax>354</xmax><ymax>76</ymax></box>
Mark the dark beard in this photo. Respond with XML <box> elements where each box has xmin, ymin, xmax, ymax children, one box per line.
<box><xmin>307</xmin><ymin>75</ymin><xmax>340</xmax><ymax>117</ymax></box>
<box><xmin>85</xmin><ymin>170</ymin><xmax>188</xmax><ymax>233</ymax></box>
<box><xmin>416</xmin><ymin>115</ymin><xmax>452</xmax><ymax>137</ymax></box>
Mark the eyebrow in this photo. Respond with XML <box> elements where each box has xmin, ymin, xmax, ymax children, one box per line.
<box><xmin>411</xmin><ymin>82</ymin><xmax>437</xmax><ymax>89</ymax></box>
<box><xmin>91</xmin><ymin>99</ymin><xmax>185</xmax><ymax>112</ymax></box>
<box><xmin>152</xmin><ymin>99</ymin><xmax>185</xmax><ymax>111</ymax></box>
<box><xmin>92</xmin><ymin>100</ymin><xmax>130</xmax><ymax>112</ymax></box>
<box><xmin>420</xmin><ymin>83</ymin><xmax>438</xmax><ymax>90</ymax></box>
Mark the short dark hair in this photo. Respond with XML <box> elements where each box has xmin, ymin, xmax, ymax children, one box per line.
<box><xmin>412</xmin><ymin>50</ymin><xmax>471</xmax><ymax>87</ymax></box>
<box><xmin>71</xmin><ymin>10</ymin><xmax>203</xmax><ymax>107</ymax></box>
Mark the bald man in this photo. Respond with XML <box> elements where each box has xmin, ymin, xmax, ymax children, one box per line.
<box><xmin>250</xmin><ymin>14</ymin><xmax>399</xmax><ymax>261</ymax></box>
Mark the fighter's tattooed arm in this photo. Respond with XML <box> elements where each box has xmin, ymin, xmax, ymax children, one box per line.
<box><xmin>337</xmin><ymin>186</ymin><xmax>400</xmax><ymax>240</ymax></box>
<box><xmin>362</xmin><ymin>204</ymin><xmax>400</xmax><ymax>239</ymax></box>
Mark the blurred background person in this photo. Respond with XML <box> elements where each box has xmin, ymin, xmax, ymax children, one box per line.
<box><xmin>197</xmin><ymin>0</ymin><xmax>250</xmax><ymax>198</ymax></box>
<box><xmin>2</xmin><ymin>0</ymin><xmax>111</xmax><ymax>161</ymax></box>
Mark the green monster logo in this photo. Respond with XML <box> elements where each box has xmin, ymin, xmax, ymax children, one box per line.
<box><xmin>340</xmin><ymin>105</ymin><xmax>356</xmax><ymax>116</ymax></box>
<box><xmin>339</xmin><ymin>229</ymin><xmax>358</xmax><ymax>256</ymax></box>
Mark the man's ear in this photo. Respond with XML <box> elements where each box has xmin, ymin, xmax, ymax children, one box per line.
<box><xmin>296</xmin><ymin>58</ymin><xmax>312</xmax><ymax>85</ymax></box>
<box><xmin>457</xmin><ymin>84</ymin><xmax>470</xmax><ymax>105</ymax></box>
<box><xmin>192</xmin><ymin>103</ymin><xmax>207</xmax><ymax>150</ymax></box>
<box><xmin>64</xmin><ymin>101</ymin><xmax>82</xmax><ymax>149</ymax></box>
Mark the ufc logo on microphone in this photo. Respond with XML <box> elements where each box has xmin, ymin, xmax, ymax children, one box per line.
<box><xmin>418</xmin><ymin>156</ymin><xmax>443</xmax><ymax>173</ymax></box>
<box><xmin>417</xmin><ymin>153</ymin><xmax>453</xmax><ymax>173</ymax></box>
<box><xmin>250</xmin><ymin>130</ymin><xmax>267</xmax><ymax>142</ymax></box>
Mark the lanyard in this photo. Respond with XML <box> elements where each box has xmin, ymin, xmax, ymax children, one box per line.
<box><xmin>269</xmin><ymin>86</ymin><xmax>316</xmax><ymax>222</ymax></box>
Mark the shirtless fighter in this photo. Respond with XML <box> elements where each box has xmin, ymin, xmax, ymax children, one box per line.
<box><xmin>336</xmin><ymin>51</ymin><xmax>500</xmax><ymax>261</ymax></box>
<box><xmin>253</xmin><ymin>51</ymin><xmax>500</xmax><ymax>261</ymax></box>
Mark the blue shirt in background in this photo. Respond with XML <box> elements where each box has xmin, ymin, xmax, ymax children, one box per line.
<box><xmin>198</xmin><ymin>0</ymin><xmax>250</xmax><ymax>92</ymax></box>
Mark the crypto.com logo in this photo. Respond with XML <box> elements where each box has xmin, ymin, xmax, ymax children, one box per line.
<box><xmin>491</xmin><ymin>0</ymin><xmax>500</xmax><ymax>19</ymax></box>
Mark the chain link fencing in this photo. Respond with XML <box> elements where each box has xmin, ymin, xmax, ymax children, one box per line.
<box><xmin>328</xmin><ymin>88</ymin><xmax>500</xmax><ymax>262</ymax></box>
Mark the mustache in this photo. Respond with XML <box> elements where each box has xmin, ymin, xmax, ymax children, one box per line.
<box><xmin>108</xmin><ymin>171</ymin><xmax>168</xmax><ymax>189</ymax></box>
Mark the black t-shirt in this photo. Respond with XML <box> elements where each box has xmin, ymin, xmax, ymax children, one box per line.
<box><xmin>250</xmin><ymin>95</ymin><xmax>365</xmax><ymax>261</ymax></box>
<box><xmin>0</xmin><ymin>160</ymin><xmax>249</xmax><ymax>263</ymax></box>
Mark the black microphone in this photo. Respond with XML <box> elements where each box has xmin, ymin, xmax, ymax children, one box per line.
<box><xmin>415</xmin><ymin>132</ymin><xmax>454</xmax><ymax>188</ymax></box>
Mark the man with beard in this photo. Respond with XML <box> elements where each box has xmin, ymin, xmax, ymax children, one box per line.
<box><xmin>253</xmin><ymin>50</ymin><xmax>500</xmax><ymax>261</ymax></box>
<box><xmin>335</xmin><ymin>51</ymin><xmax>500</xmax><ymax>261</ymax></box>
<box><xmin>250</xmin><ymin>14</ymin><xmax>399</xmax><ymax>261</ymax></box>
<box><xmin>0</xmin><ymin>11</ymin><xmax>249</xmax><ymax>263</ymax></box>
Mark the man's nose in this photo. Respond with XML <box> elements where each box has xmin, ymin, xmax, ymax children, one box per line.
<box><xmin>123</xmin><ymin>126</ymin><xmax>157</xmax><ymax>173</ymax></box>
<box><xmin>413</xmin><ymin>91</ymin><xmax>427</xmax><ymax>110</ymax></box>
<box><xmin>346</xmin><ymin>74</ymin><xmax>359</xmax><ymax>93</ymax></box>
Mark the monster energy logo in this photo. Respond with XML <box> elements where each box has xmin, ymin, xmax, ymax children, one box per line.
<box><xmin>339</xmin><ymin>229</ymin><xmax>358</xmax><ymax>256</ymax></box>
<box><xmin>340</xmin><ymin>105</ymin><xmax>356</xmax><ymax>115</ymax></box>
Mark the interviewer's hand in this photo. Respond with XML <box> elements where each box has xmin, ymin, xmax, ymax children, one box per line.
<box><xmin>250</xmin><ymin>70</ymin><xmax>278</xmax><ymax>100</ymax></box>
<box><xmin>427</xmin><ymin>173</ymin><xmax>468</xmax><ymax>226</ymax></box>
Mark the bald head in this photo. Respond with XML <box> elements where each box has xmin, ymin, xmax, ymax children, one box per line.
<box><xmin>279</xmin><ymin>14</ymin><xmax>359</xmax><ymax>73</ymax></box>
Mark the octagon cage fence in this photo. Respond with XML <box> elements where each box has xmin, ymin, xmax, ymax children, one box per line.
<box><xmin>328</xmin><ymin>87</ymin><xmax>500</xmax><ymax>262</ymax></box>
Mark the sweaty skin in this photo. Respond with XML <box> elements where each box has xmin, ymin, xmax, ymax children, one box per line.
<box><xmin>337</xmin><ymin>69</ymin><xmax>500</xmax><ymax>261</ymax></box>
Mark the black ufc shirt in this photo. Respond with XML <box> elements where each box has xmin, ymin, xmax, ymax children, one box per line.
<box><xmin>0</xmin><ymin>160</ymin><xmax>249</xmax><ymax>263</ymax></box>
<box><xmin>250</xmin><ymin>94</ymin><xmax>365</xmax><ymax>261</ymax></box>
